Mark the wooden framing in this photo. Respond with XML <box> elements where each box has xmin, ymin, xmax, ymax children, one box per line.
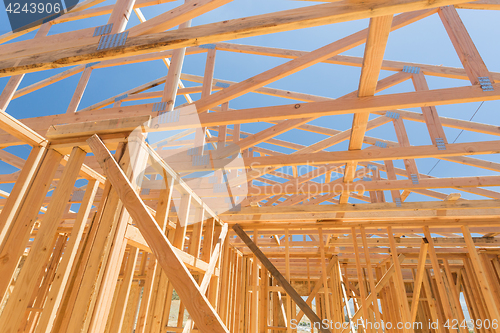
<box><xmin>0</xmin><ymin>1</ymin><xmax>499</xmax><ymax>332</ymax></box>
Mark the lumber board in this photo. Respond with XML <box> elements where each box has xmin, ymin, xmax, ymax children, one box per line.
<box><xmin>163</xmin><ymin>139</ymin><xmax>500</xmax><ymax>172</ymax></box>
<box><xmin>0</xmin><ymin>0</ymin><xmax>476</xmax><ymax>76</ymax></box>
<box><xmin>46</xmin><ymin>116</ymin><xmax>151</xmax><ymax>139</ymax></box>
<box><xmin>25</xmin><ymin>81</ymin><xmax>499</xmax><ymax>136</ymax></box>
<box><xmin>455</xmin><ymin>0</ymin><xmax>500</xmax><ymax>9</ymax></box>
<box><xmin>87</xmin><ymin>134</ymin><xmax>229</xmax><ymax>333</ymax></box>
<box><xmin>232</xmin><ymin>224</ymin><xmax>332</xmax><ymax>333</ymax></box>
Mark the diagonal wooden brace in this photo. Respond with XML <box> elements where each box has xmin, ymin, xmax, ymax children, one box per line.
<box><xmin>232</xmin><ymin>223</ymin><xmax>332</xmax><ymax>333</ymax></box>
<box><xmin>87</xmin><ymin>134</ymin><xmax>229</xmax><ymax>333</ymax></box>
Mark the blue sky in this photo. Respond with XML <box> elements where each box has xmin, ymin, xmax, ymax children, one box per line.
<box><xmin>1</xmin><ymin>0</ymin><xmax>499</xmax><ymax>202</ymax></box>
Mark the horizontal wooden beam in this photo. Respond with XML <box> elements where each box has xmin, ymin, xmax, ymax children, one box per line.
<box><xmin>192</xmin><ymin>83</ymin><xmax>500</xmax><ymax>128</ymax></box>
<box><xmin>230</xmin><ymin>236</ymin><xmax>500</xmax><ymax>247</ymax></box>
<box><xmin>213</xmin><ymin>42</ymin><xmax>500</xmax><ymax>82</ymax></box>
<box><xmin>222</xmin><ymin>209</ymin><xmax>500</xmax><ymax>222</ymax></box>
<box><xmin>163</xmin><ymin>139</ymin><xmax>500</xmax><ymax>172</ymax></box>
<box><xmin>141</xmin><ymin>173</ymin><xmax>500</xmax><ymax>199</ymax></box>
<box><xmin>124</xmin><ymin>224</ymin><xmax>219</xmax><ymax>276</ymax></box>
<box><xmin>225</xmin><ymin>199</ymin><xmax>500</xmax><ymax>216</ymax></box>
<box><xmin>29</xmin><ymin>81</ymin><xmax>498</xmax><ymax>138</ymax></box>
<box><xmin>46</xmin><ymin>116</ymin><xmax>151</xmax><ymax>139</ymax></box>
<box><xmin>0</xmin><ymin>0</ymin><xmax>474</xmax><ymax>76</ymax></box>
<box><xmin>455</xmin><ymin>0</ymin><xmax>500</xmax><ymax>10</ymax></box>
<box><xmin>223</xmin><ymin>218</ymin><xmax>500</xmax><ymax>229</ymax></box>
<box><xmin>5</xmin><ymin>81</ymin><xmax>500</xmax><ymax>150</ymax></box>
